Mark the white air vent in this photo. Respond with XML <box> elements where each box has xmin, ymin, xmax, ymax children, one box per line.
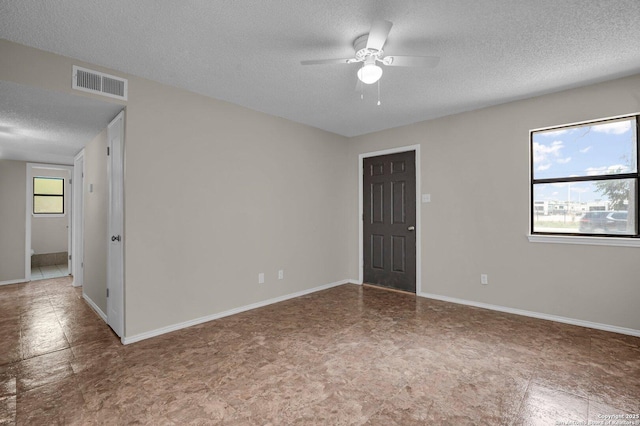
<box><xmin>72</xmin><ymin>65</ymin><xmax>128</xmax><ymax>100</ymax></box>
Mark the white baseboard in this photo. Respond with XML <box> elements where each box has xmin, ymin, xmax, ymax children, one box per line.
<box><xmin>0</xmin><ymin>278</ymin><xmax>27</xmax><ymax>286</ymax></box>
<box><xmin>122</xmin><ymin>279</ymin><xmax>352</xmax><ymax>345</ymax></box>
<box><xmin>83</xmin><ymin>292</ymin><xmax>107</xmax><ymax>322</ymax></box>
<box><xmin>419</xmin><ymin>292</ymin><xmax>640</xmax><ymax>338</ymax></box>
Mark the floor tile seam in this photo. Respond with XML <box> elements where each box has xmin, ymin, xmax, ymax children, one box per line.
<box><xmin>50</xmin><ymin>302</ymin><xmax>73</xmax><ymax>344</ymax></box>
<box><xmin>529</xmin><ymin>376</ymin><xmax>593</xmax><ymax>401</ymax></box>
<box><xmin>20</xmin><ymin>346</ymin><xmax>74</xmax><ymax>363</ymax></box>
<box><xmin>582</xmin><ymin>398</ymin><xmax>629</xmax><ymax>420</ymax></box>
<box><xmin>17</xmin><ymin>322</ymin><xmax>23</xmax><ymax>363</ymax></box>
<box><xmin>44</xmin><ymin>303</ymin><xmax>74</xmax><ymax>350</ymax></box>
<box><xmin>16</xmin><ymin>358</ymin><xmax>76</xmax><ymax>393</ymax></box>
<box><xmin>509</xmin><ymin>379</ymin><xmax>532</xmax><ymax>426</ymax></box>
<box><xmin>586</xmin><ymin>394</ymin><xmax>634</xmax><ymax>415</ymax></box>
<box><xmin>17</xmin><ymin>320</ymin><xmax>27</xmax><ymax>364</ymax></box>
<box><xmin>47</xmin><ymin>288</ymin><xmax>72</xmax><ymax>322</ymax></box>
<box><xmin>0</xmin><ymin>359</ymin><xmax>20</xmax><ymax>368</ymax></box>
<box><xmin>9</xmin><ymin>315</ymin><xmax>24</xmax><ymax>364</ymax></box>
<box><xmin>18</xmin><ymin>371</ymin><xmax>86</xmax><ymax>405</ymax></box>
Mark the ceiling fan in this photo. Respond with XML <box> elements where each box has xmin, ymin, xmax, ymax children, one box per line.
<box><xmin>301</xmin><ymin>20</ymin><xmax>440</xmax><ymax>86</ymax></box>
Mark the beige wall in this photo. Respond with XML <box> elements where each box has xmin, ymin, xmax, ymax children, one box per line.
<box><xmin>0</xmin><ymin>160</ymin><xmax>26</xmax><ymax>283</ymax></box>
<box><xmin>348</xmin><ymin>74</ymin><xmax>640</xmax><ymax>331</ymax></box>
<box><xmin>124</xmin><ymin>79</ymin><xmax>350</xmax><ymax>335</ymax></box>
<box><xmin>83</xmin><ymin>129</ymin><xmax>109</xmax><ymax>314</ymax></box>
<box><xmin>31</xmin><ymin>167</ymin><xmax>70</xmax><ymax>255</ymax></box>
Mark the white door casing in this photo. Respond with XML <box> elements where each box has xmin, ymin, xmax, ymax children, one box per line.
<box><xmin>72</xmin><ymin>151</ymin><xmax>85</xmax><ymax>287</ymax></box>
<box><xmin>107</xmin><ymin>111</ymin><xmax>125</xmax><ymax>337</ymax></box>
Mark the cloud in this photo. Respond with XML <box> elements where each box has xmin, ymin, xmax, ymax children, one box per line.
<box><xmin>556</xmin><ymin>157</ymin><xmax>571</xmax><ymax>164</ymax></box>
<box><xmin>533</xmin><ymin>140</ymin><xmax>562</xmax><ymax>160</ymax></box>
<box><xmin>533</xmin><ymin>140</ymin><xmax>564</xmax><ymax>172</ymax></box>
<box><xmin>540</xmin><ymin>129</ymin><xmax>569</xmax><ymax>137</ymax></box>
<box><xmin>585</xmin><ymin>164</ymin><xmax>629</xmax><ymax>176</ymax></box>
<box><xmin>592</xmin><ymin>120</ymin><xmax>632</xmax><ymax>135</ymax></box>
<box><xmin>579</xmin><ymin>146</ymin><xmax>591</xmax><ymax>153</ymax></box>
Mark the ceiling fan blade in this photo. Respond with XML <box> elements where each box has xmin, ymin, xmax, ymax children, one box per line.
<box><xmin>300</xmin><ymin>58</ymin><xmax>353</xmax><ymax>65</ymax></box>
<box><xmin>383</xmin><ymin>55</ymin><xmax>440</xmax><ymax>67</ymax></box>
<box><xmin>366</xmin><ymin>20</ymin><xmax>393</xmax><ymax>51</ymax></box>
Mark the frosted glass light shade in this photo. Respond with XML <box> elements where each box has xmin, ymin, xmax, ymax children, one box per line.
<box><xmin>357</xmin><ymin>64</ymin><xmax>383</xmax><ymax>84</ymax></box>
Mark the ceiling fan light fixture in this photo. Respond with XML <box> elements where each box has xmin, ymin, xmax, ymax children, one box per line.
<box><xmin>357</xmin><ymin>63</ymin><xmax>383</xmax><ymax>84</ymax></box>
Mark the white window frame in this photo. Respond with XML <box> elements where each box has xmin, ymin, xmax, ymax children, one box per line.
<box><xmin>528</xmin><ymin>113</ymin><xmax>640</xmax><ymax>248</ymax></box>
<box><xmin>32</xmin><ymin>176</ymin><xmax>66</xmax><ymax>218</ymax></box>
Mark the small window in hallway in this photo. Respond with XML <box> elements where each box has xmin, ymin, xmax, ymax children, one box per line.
<box><xmin>33</xmin><ymin>177</ymin><xmax>64</xmax><ymax>214</ymax></box>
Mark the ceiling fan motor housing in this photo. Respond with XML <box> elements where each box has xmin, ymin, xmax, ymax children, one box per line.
<box><xmin>353</xmin><ymin>34</ymin><xmax>383</xmax><ymax>62</ymax></box>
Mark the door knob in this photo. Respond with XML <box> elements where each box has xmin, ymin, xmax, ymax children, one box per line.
<box><xmin>111</xmin><ymin>235</ymin><xmax>121</xmax><ymax>242</ymax></box>
<box><xmin>408</xmin><ymin>226</ymin><xmax>415</xmax><ymax>231</ymax></box>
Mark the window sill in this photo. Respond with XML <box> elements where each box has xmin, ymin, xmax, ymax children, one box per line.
<box><xmin>32</xmin><ymin>213</ymin><xmax>66</xmax><ymax>218</ymax></box>
<box><xmin>528</xmin><ymin>234</ymin><xmax>640</xmax><ymax>248</ymax></box>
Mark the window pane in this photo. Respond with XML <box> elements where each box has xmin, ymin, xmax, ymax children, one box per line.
<box><xmin>34</xmin><ymin>177</ymin><xmax>64</xmax><ymax>195</ymax></box>
<box><xmin>532</xmin><ymin>117</ymin><xmax>637</xmax><ymax>180</ymax></box>
<box><xmin>533</xmin><ymin>179</ymin><xmax>636</xmax><ymax>235</ymax></box>
<box><xmin>34</xmin><ymin>195</ymin><xmax>64</xmax><ymax>214</ymax></box>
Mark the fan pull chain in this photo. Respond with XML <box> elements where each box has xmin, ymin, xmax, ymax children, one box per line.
<box><xmin>377</xmin><ymin>79</ymin><xmax>381</xmax><ymax>106</ymax></box>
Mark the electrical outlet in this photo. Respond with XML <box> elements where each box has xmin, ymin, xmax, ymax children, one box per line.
<box><xmin>278</xmin><ymin>270</ymin><xmax>284</xmax><ymax>280</ymax></box>
<box><xmin>481</xmin><ymin>274</ymin><xmax>488</xmax><ymax>285</ymax></box>
<box><xmin>258</xmin><ymin>273</ymin><xmax>265</xmax><ymax>284</ymax></box>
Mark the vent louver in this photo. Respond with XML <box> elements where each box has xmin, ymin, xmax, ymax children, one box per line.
<box><xmin>72</xmin><ymin>65</ymin><xmax>128</xmax><ymax>100</ymax></box>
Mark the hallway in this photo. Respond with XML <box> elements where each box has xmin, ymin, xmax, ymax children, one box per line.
<box><xmin>30</xmin><ymin>264</ymin><xmax>69</xmax><ymax>281</ymax></box>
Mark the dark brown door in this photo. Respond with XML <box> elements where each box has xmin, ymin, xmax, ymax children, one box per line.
<box><xmin>363</xmin><ymin>151</ymin><xmax>416</xmax><ymax>292</ymax></box>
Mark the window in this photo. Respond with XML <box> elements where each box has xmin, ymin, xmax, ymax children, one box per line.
<box><xmin>33</xmin><ymin>177</ymin><xmax>64</xmax><ymax>215</ymax></box>
<box><xmin>531</xmin><ymin>115</ymin><xmax>638</xmax><ymax>237</ymax></box>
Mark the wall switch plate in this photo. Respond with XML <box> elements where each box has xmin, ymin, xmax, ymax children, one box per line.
<box><xmin>258</xmin><ymin>273</ymin><xmax>265</xmax><ymax>284</ymax></box>
<box><xmin>89</xmin><ymin>183</ymin><xmax>94</xmax><ymax>193</ymax></box>
<box><xmin>481</xmin><ymin>274</ymin><xmax>488</xmax><ymax>285</ymax></box>
<box><xmin>278</xmin><ymin>270</ymin><xmax>284</xmax><ymax>280</ymax></box>
<box><xmin>422</xmin><ymin>194</ymin><xmax>431</xmax><ymax>203</ymax></box>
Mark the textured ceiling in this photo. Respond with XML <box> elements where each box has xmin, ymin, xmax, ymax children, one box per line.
<box><xmin>0</xmin><ymin>81</ymin><xmax>123</xmax><ymax>165</ymax></box>
<box><xmin>1</xmin><ymin>1</ymin><xmax>640</xmax><ymax>137</ymax></box>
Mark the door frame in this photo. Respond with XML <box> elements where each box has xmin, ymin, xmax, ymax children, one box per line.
<box><xmin>107</xmin><ymin>110</ymin><xmax>125</xmax><ymax>338</ymax></box>
<box><xmin>358</xmin><ymin>145</ymin><xmax>421</xmax><ymax>293</ymax></box>
<box><xmin>25</xmin><ymin>163</ymin><xmax>74</xmax><ymax>282</ymax></box>
<box><xmin>72</xmin><ymin>150</ymin><xmax>85</xmax><ymax>287</ymax></box>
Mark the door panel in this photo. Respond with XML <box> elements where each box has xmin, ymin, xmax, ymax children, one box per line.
<box><xmin>363</xmin><ymin>151</ymin><xmax>416</xmax><ymax>292</ymax></box>
<box><xmin>107</xmin><ymin>111</ymin><xmax>124</xmax><ymax>337</ymax></box>
<box><xmin>371</xmin><ymin>183</ymin><xmax>384</xmax><ymax>223</ymax></box>
<box><xmin>391</xmin><ymin>181</ymin><xmax>406</xmax><ymax>224</ymax></box>
<box><xmin>371</xmin><ymin>234</ymin><xmax>385</xmax><ymax>269</ymax></box>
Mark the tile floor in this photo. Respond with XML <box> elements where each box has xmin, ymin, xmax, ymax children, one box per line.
<box><xmin>0</xmin><ymin>277</ymin><xmax>639</xmax><ymax>425</ymax></box>
<box><xmin>30</xmin><ymin>264</ymin><xmax>68</xmax><ymax>281</ymax></box>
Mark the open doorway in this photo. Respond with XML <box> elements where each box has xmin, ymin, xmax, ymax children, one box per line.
<box><xmin>26</xmin><ymin>163</ymin><xmax>73</xmax><ymax>281</ymax></box>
